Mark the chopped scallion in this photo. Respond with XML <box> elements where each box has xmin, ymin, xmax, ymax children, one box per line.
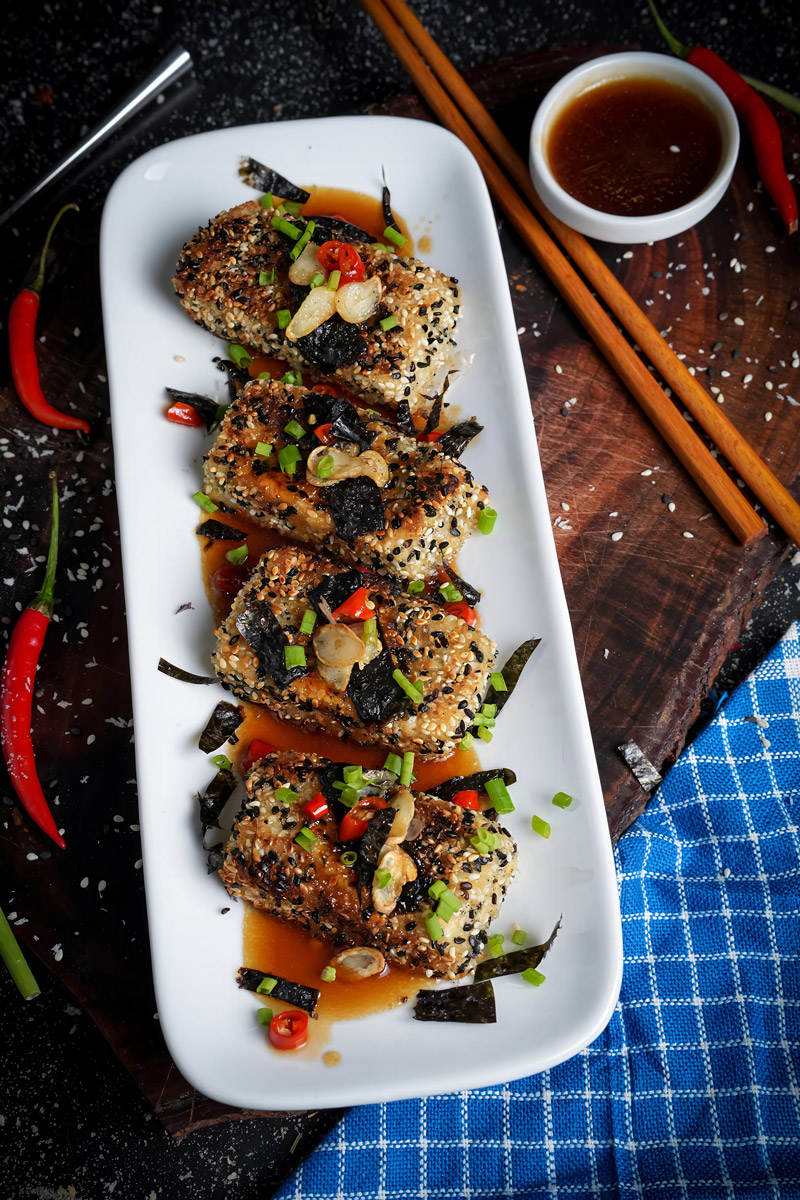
<box><xmin>425</xmin><ymin>913</ymin><xmax>443</xmax><ymax>943</ymax></box>
<box><xmin>407</xmin><ymin>580</ymin><xmax>425</xmax><ymax>595</ymax></box>
<box><xmin>375</xmin><ymin>868</ymin><xmax>391</xmax><ymax>888</ymax></box>
<box><xmin>276</xmin><ymin>309</ymin><xmax>292</xmax><ymax>329</ymax></box>
<box><xmin>258</xmin><ymin>270</ymin><xmax>271</xmax><ymax>286</ymax></box>
<box><xmin>477</xmin><ymin>727</ymin><xmax>494</xmax><ymax>744</ymax></box>
<box><xmin>383</xmin><ymin>752</ymin><xmax>402</xmax><ymax>776</ymax></box>
<box><xmin>255</xmin><ymin>441</ymin><xmax>273</xmax><ymax>457</ymax></box>
<box><xmin>256</xmin><ymin>1006</ymin><xmax>274</xmax><ymax>1025</ymax></box>
<box><xmin>284</xmin><ymin>645</ymin><xmax>306</xmax><ymax>669</ymax></box>
<box><xmin>315</xmin><ymin>454</ymin><xmax>334</xmax><ymax>479</ymax></box>
<box><xmin>284</xmin><ymin>419</ymin><xmax>306</xmax><ymax>440</ymax></box>
<box><xmin>257</xmin><ymin>371</ymin><xmax>272</xmax><ymax>380</ymax></box>
<box><xmin>271</xmin><ymin>215</ymin><xmax>301</xmax><ymax>241</ymax></box>
<box><xmin>439</xmin><ymin>582</ymin><xmax>463</xmax><ymax>604</ymax></box>
<box><xmin>211</xmin><ymin>754</ymin><xmax>231</xmax><ymax>770</ymax></box>
<box><xmin>522</xmin><ymin>967</ymin><xmax>545</xmax><ymax>987</ymax></box>
<box><xmin>481</xmin><ymin>703</ymin><xmax>497</xmax><ymax>719</ymax></box>
<box><xmin>531</xmin><ymin>815</ymin><xmax>551</xmax><ymax>839</ymax></box>
<box><xmin>227</xmin><ymin>344</ymin><xmax>252</xmax><ymax>369</ymax></box>
<box><xmin>400</xmin><ymin>751</ymin><xmax>415</xmax><ymax>788</ymax></box>
<box><xmin>290</xmin><ymin>219</ymin><xmax>316</xmax><ymax>260</ymax></box>
<box><xmin>393</xmin><ymin>669</ymin><xmax>422</xmax><ymax>704</ymax></box>
<box><xmin>428</xmin><ymin>880</ymin><xmax>446</xmax><ymax>900</ymax></box>
<box><xmin>479</xmin><ymin>507</ymin><xmax>497</xmax><ymax>535</ymax></box>
<box><xmin>343</xmin><ymin>764</ymin><xmax>364</xmax><ymax>787</ymax></box>
<box><xmin>511</xmin><ymin>929</ymin><xmax>527</xmax><ymax>947</ymax></box>
<box><xmin>341</xmin><ymin>850</ymin><xmax>358</xmax><ymax>866</ymax></box>
<box><xmin>192</xmin><ymin>491</ymin><xmax>218</xmax><ymax>514</ymax></box>
<box><xmin>309</xmin><ymin>272</ymin><xmax>326</xmax><ymax>288</ymax></box>
<box><xmin>256</xmin><ymin>976</ymin><xmax>277</xmax><ymax>995</ymax></box>
<box><xmin>552</xmin><ymin>791</ymin><xmax>573</xmax><ymax>809</ymax></box>
<box><xmin>226</xmin><ymin>543</ymin><xmax>248</xmax><ymax>565</ymax></box>
<box><xmin>295</xmin><ymin>826</ymin><xmax>318</xmax><ymax>850</ymax></box>
<box><xmin>299</xmin><ymin>609</ymin><xmax>317</xmax><ymax>635</ymax></box>
<box><xmin>275</xmin><ymin>787</ymin><xmax>298</xmax><ymax>804</ymax></box>
<box><xmin>327</xmin><ymin>269</ymin><xmax>341</xmax><ymax>290</ymax></box>
<box><xmin>259</xmin><ymin>192</ymin><xmax>274</xmax><ymax>208</ymax></box>
<box><xmin>363</xmin><ymin>617</ymin><xmax>377</xmax><ymax>644</ymax></box>
<box><xmin>472</xmin><ymin>713</ymin><xmax>496</xmax><ymax>728</ymax></box>
<box><xmin>489</xmin><ymin>671</ymin><xmax>507</xmax><ymax>692</ymax></box>
<box><xmin>485</xmin><ymin>778</ymin><xmax>514</xmax><ymax>813</ymax></box>
<box><xmin>459</xmin><ymin>731</ymin><xmax>475</xmax><ymax>751</ymax></box>
<box><xmin>321</xmin><ymin>965</ymin><xmax>336</xmax><ymax>983</ymax></box>
<box><xmin>383</xmin><ymin>225</ymin><xmax>407</xmax><ymax>248</ymax></box>
<box><xmin>278</xmin><ymin>445</ymin><xmax>301</xmax><ymax>475</ymax></box>
<box><xmin>488</xmin><ymin>934</ymin><xmax>504</xmax><ymax>958</ymax></box>
<box><xmin>283</xmin><ymin>200</ymin><xmax>303</xmax><ymax>216</ymax></box>
<box><xmin>379</xmin><ymin>313</ymin><xmax>399</xmax><ymax>332</ymax></box>
<box><xmin>339</xmin><ymin>786</ymin><xmax>360</xmax><ymax>808</ymax></box>
<box><xmin>281</xmin><ymin>370</ymin><xmax>303</xmax><ymax>386</ymax></box>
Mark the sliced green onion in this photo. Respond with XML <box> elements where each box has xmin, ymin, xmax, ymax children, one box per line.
<box><xmin>257</xmin><ymin>371</ymin><xmax>272</xmax><ymax>380</ymax></box>
<box><xmin>375</xmin><ymin>868</ymin><xmax>391</xmax><ymax>888</ymax></box>
<box><xmin>281</xmin><ymin>370</ymin><xmax>303</xmax><ymax>386</ymax></box>
<box><xmin>228</xmin><ymin>344</ymin><xmax>252</xmax><ymax>369</ymax></box>
<box><xmin>477</xmin><ymin>727</ymin><xmax>494</xmax><ymax>744</ymax></box>
<box><xmin>284</xmin><ymin>645</ymin><xmax>306</xmax><ymax>669</ymax></box>
<box><xmin>383</xmin><ymin>226</ymin><xmax>407</xmax><ymax>248</ymax></box>
<box><xmin>379</xmin><ymin>314</ymin><xmax>399</xmax><ymax>332</ymax></box>
<box><xmin>290</xmin><ymin>219</ymin><xmax>316</xmax><ymax>260</ymax></box>
<box><xmin>276</xmin><ymin>309</ymin><xmax>292</xmax><ymax>329</ymax></box>
<box><xmin>256</xmin><ymin>1006</ymin><xmax>274</xmax><ymax>1025</ymax></box>
<box><xmin>256</xmin><ymin>975</ymin><xmax>277</xmax><ymax>995</ymax></box>
<box><xmin>440</xmin><ymin>887</ymin><xmax>462</xmax><ymax>912</ymax></box>
<box><xmin>315</xmin><ymin>454</ymin><xmax>334</xmax><ymax>479</ymax></box>
<box><xmin>259</xmin><ymin>192</ymin><xmax>274</xmax><ymax>208</ymax></box>
<box><xmin>255</xmin><ymin>441</ymin><xmax>273</xmax><ymax>457</ymax></box>
<box><xmin>459</xmin><ymin>731</ymin><xmax>475</xmax><ymax>751</ymax></box>
<box><xmin>299</xmin><ymin>609</ymin><xmax>317</xmax><ymax>635</ymax></box>
<box><xmin>283</xmin><ymin>199</ymin><xmax>303</xmax><ymax>216</ymax></box>
<box><xmin>216</xmin><ymin>403</ymin><xmax>229</xmax><ymax>423</ymax></box>
<box><xmin>425</xmin><ymin>913</ymin><xmax>443</xmax><ymax>943</ymax></box>
<box><xmin>372</xmin><ymin>242</ymin><xmax>389</xmax><ymax>252</ymax></box>
<box><xmin>511</xmin><ymin>929</ymin><xmax>527</xmax><ymax>947</ymax></box>
<box><xmin>439</xmin><ymin>582</ymin><xmax>463</xmax><ymax>604</ymax></box>
<box><xmin>522</xmin><ymin>967</ymin><xmax>546</xmax><ymax>987</ymax></box>
<box><xmin>363</xmin><ymin>617</ymin><xmax>377</xmax><ymax>644</ymax></box>
<box><xmin>339</xmin><ymin>786</ymin><xmax>360</xmax><ymax>808</ymax></box>
<box><xmin>479</xmin><ymin>507</ymin><xmax>497</xmax><ymax>535</ymax></box>
<box><xmin>295</xmin><ymin>826</ymin><xmax>318</xmax><ymax>850</ymax></box>
<box><xmin>275</xmin><ymin>787</ymin><xmax>298</xmax><ymax>804</ymax></box>
<box><xmin>552</xmin><ymin>791</ymin><xmax>573</xmax><ymax>809</ymax></box>
<box><xmin>488</xmin><ymin>934</ymin><xmax>504</xmax><ymax>958</ymax></box>
<box><xmin>407</xmin><ymin>580</ymin><xmax>425</xmax><ymax>595</ymax></box>
<box><xmin>393</xmin><ymin>668</ymin><xmax>422</xmax><ymax>704</ymax></box>
<box><xmin>341</xmin><ymin>850</ymin><xmax>358</xmax><ymax>866</ymax></box>
<box><xmin>226</xmin><ymin>543</ymin><xmax>248</xmax><ymax>565</ymax></box>
<box><xmin>428</xmin><ymin>880</ymin><xmax>447</xmax><ymax>900</ymax></box>
<box><xmin>192</xmin><ymin>491</ymin><xmax>218</xmax><ymax>514</ymax></box>
<box><xmin>486</xmin><ymin>778</ymin><xmax>514</xmax><ymax>813</ymax></box>
<box><xmin>284</xmin><ymin>419</ymin><xmax>307</xmax><ymax>440</ymax></box>
<box><xmin>400</xmin><ymin>751</ymin><xmax>415</xmax><ymax>788</ymax></box>
<box><xmin>531</xmin><ymin>815</ymin><xmax>551</xmax><ymax>839</ymax></box>
<box><xmin>343</xmin><ymin>764</ymin><xmax>364</xmax><ymax>787</ymax></box>
<box><xmin>321</xmin><ymin>965</ymin><xmax>336</xmax><ymax>983</ymax></box>
<box><xmin>481</xmin><ymin>703</ymin><xmax>497</xmax><ymax>719</ymax></box>
<box><xmin>278</xmin><ymin>445</ymin><xmax>301</xmax><ymax>475</ymax></box>
<box><xmin>327</xmin><ymin>269</ymin><xmax>341</xmax><ymax>290</ymax></box>
<box><xmin>271</xmin><ymin>215</ymin><xmax>301</xmax><ymax>241</ymax></box>
<box><xmin>258</xmin><ymin>270</ymin><xmax>272</xmax><ymax>286</ymax></box>
<box><xmin>489</xmin><ymin>671</ymin><xmax>507</xmax><ymax>692</ymax></box>
<box><xmin>309</xmin><ymin>271</ymin><xmax>326</xmax><ymax>289</ymax></box>
<box><xmin>383</xmin><ymin>752</ymin><xmax>402</xmax><ymax>776</ymax></box>
<box><xmin>472</xmin><ymin>713</ymin><xmax>496</xmax><ymax>728</ymax></box>
<box><xmin>211</xmin><ymin>753</ymin><xmax>232</xmax><ymax>770</ymax></box>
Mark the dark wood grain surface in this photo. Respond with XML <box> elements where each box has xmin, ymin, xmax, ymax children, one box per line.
<box><xmin>1</xmin><ymin>46</ymin><xmax>798</xmax><ymax>1137</ymax></box>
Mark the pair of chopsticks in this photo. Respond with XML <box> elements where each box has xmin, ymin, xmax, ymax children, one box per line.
<box><xmin>361</xmin><ymin>0</ymin><xmax>800</xmax><ymax>548</ymax></box>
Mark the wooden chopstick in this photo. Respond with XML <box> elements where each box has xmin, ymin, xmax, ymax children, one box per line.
<box><xmin>361</xmin><ymin>0</ymin><xmax>768</xmax><ymax>547</ymax></box>
<box><xmin>377</xmin><ymin>0</ymin><xmax>800</xmax><ymax>550</ymax></box>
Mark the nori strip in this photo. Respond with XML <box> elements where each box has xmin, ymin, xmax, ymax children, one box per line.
<box><xmin>347</xmin><ymin>645</ymin><xmax>407</xmax><ymax>725</ymax></box>
<box><xmin>395</xmin><ymin>398</ymin><xmax>416</xmax><ymax>436</ymax></box>
<box><xmin>241</xmin><ymin>157</ymin><xmax>310</xmax><ymax>203</ymax></box>
<box><xmin>165</xmin><ymin>387</ymin><xmax>221</xmax><ymax>433</ymax></box>
<box><xmin>441</xmin><ymin>558</ymin><xmax>481</xmax><ymax>607</ymax></box>
<box><xmin>311</xmin><ymin>214</ymin><xmax>375</xmax><ymax>244</ymax></box>
<box><xmin>413</xmin><ymin>979</ymin><xmax>496</xmax><ymax>1023</ymax></box>
<box><xmin>213</xmin><ymin>355</ymin><xmax>250</xmax><ymax>402</ymax></box>
<box><xmin>206</xmin><ymin>842</ymin><xmax>225</xmax><ymax>873</ymax></box>
<box><xmin>325</xmin><ymin>476</ymin><xmax>387</xmax><ymax>542</ymax></box>
<box><xmin>235</xmin><ymin>601</ymin><xmax>313</xmax><ymax>688</ymax></box>
<box><xmin>199</xmin><ymin>701</ymin><xmax>243</xmax><ymax>753</ymax></box>
<box><xmin>197</xmin><ymin>768</ymin><xmax>236</xmax><ymax>835</ymax></box>
<box><xmin>308</xmin><ymin>569</ymin><xmax>369</xmax><ymax>617</ymax></box>
<box><xmin>158</xmin><ymin>657</ymin><xmax>215</xmax><ymax>685</ymax></box>
<box><xmin>422</xmin><ymin>394</ymin><xmax>443</xmax><ymax>436</ymax></box>
<box><xmin>381</xmin><ymin>172</ymin><xmax>401</xmax><ymax>235</ymax></box>
<box><xmin>437</xmin><ymin>418</ymin><xmax>484</xmax><ymax>459</ymax></box>
<box><xmin>302</xmin><ymin>391</ymin><xmax>374</xmax><ymax>452</ymax></box>
<box><xmin>195</xmin><ymin>519</ymin><xmax>248</xmax><ymax>541</ymax></box>
<box><xmin>237</xmin><ymin>967</ymin><xmax>320</xmax><ymax>1015</ymax></box>
<box><xmin>427</xmin><ymin>768</ymin><xmax>517</xmax><ymax>802</ymax></box>
<box><xmin>295</xmin><ymin>314</ymin><xmax>366</xmax><ymax>371</ymax></box>
<box><xmin>474</xmin><ymin>920</ymin><xmax>561</xmax><ymax>983</ymax></box>
<box><xmin>618</xmin><ymin>740</ymin><xmax>662</xmax><ymax>792</ymax></box>
<box><xmin>484</xmin><ymin>638</ymin><xmax>541</xmax><ymax>714</ymax></box>
<box><xmin>354</xmin><ymin>805</ymin><xmax>396</xmax><ymax>902</ymax></box>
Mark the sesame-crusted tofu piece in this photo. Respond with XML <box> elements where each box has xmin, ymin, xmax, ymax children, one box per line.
<box><xmin>202</xmin><ymin>378</ymin><xmax>490</xmax><ymax>583</ymax></box>
<box><xmin>213</xmin><ymin>545</ymin><xmax>496</xmax><ymax>756</ymax></box>
<box><xmin>173</xmin><ymin>200</ymin><xmax>462</xmax><ymax>420</ymax></box>
<box><xmin>219</xmin><ymin>751</ymin><xmax>517</xmax><ymax>980</ymax></box>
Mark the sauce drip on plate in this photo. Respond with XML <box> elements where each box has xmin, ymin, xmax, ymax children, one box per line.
<box><xmin>547</xmin><ymin>77</ymin><xmax>723</xmax><ymax>217</ymax></box>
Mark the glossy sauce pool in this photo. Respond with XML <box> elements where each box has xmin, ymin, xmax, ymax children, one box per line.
<box><xmin>546</xmin><ymin>76</ymin><xmax>723</xmax><ymax>217</ymax></box>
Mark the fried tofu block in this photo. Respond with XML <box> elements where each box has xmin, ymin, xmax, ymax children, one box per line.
<box><xmin>219</xmin><ymin>752</ymin><xmax>517</xmax><ymax>979</ymax></box>
<box><xmin>173</xmin><ymin>200</ymin><xmax>461</xmax><ymax>419</ymax></box>
<box><xmin>202</xmin><ymin>379</ymin><xmax>489</xmax><ymax>583</ymax></box>
<box><xmin>213</xmin><ymin>545</ymin><xmax>496</xmax><ymax>756</ymax></box>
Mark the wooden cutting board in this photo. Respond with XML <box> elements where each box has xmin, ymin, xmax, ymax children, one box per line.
<box><xmin>1</xmin><ymin>46</ymin><xmax>798</xmax><ymax>1136</ymax></box>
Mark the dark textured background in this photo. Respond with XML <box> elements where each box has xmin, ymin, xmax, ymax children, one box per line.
<box><xmin>1</xmin><ymin>1</ymin><xmax>798</xmax><ymax>1196</ymax></box>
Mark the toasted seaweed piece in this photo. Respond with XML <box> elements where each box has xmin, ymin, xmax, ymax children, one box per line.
<box><xmin>422</xmin><ymin>394</ymin><xmax>443</xmax><ymax>436</ymax></box>
<box><xmin>427</xmin><ymin>769</ymin><xmax>517</xmax><ymax>803</ymax></box>
<box><xmin>237</xmin><ymin>967</ymin><xmax>320</xmax><ymax>1015</ymax></box>
<box><xmin>347</xmin><ymin>645</ymin><xmax>407</xmax><ymax>725</ymax></box>
<box><xmin>618</xmin><ymin>740</ymin><xmax>662</xmax><ymax>792</ymax></box>
<box><xmin>158</xmin><ymin>657</ymin><xmax>215</xmax><ymax>685</ymax></box>
<box><xmin>235</xmin><ymin>601</ymin><xmax>313</xmax><ymax>689</ymax></box>
<box><xmin>311</xmin><ymin>214</ymin><xmax>375</xmax><ymax>244</ymax></box>
<box><xmin>437</xmin><ymin>418</ymin><xmax>484</xmax><ymax>459</ymax></box>
<box><xmin>325</xmin><ymin>476</ymin><xmax>387</xmax><ymax>543</ymax></box>
<box><xmin>206</xmin><ymin>842</ymin><xmax>225</xmax><ymax>873</ymax></box>
<box><xmin>199</xmin><ymin>701</ymin><xmax>243</xmax><ymax>753</ymax></box>
<box><xmin>354</xmin><ymin>805</ymin><xmax>396</xmax><ymax>902</ymax></box>
<box><xmin>382</xmin><ymin>174</ymin><xmax>402</xmax><ymax>236</ymax></box>
<box><xmin>198</xmin><ymin>768</ymin><xmax>236</xmax><ymax>835</ymax></box>
<box><xmin>302</xmin><ymin>391</ymin><xmax>374</xmax><ymax>452</ymax></box>
<box><xmin>441</xmin><ymin>558</ymin><xmax>481</xmax><ymax>607</ymax></box>
<box><xmin>395</xmin><ymin>398</ymin><xmax>416</xmax><ymax>436</ymax></box>
<box><xmin>474</xmin><ymin>920</ymin><xmax>561</xmax><ymax>983</ymax></box>
<box><xmin>241</xmin><ymin>157</ymin><xmax>310</xmax><ymax>204</ymax></box>
<box><xmin>196</xmin><ymin>519</ymin><xmax>249</xmax><ymax>541</ymax></box>
<box><xmin>213</xmin><ymin>355</ymin><xmax>250</xmax><ymax>401</ymax></box>
<box><xmin>295</xmin><ymin>313</ymin><xmax>366</xmax><ymax>371</ymax></box>
<box><xmin>484</xmin><ymin>638</ymin><xmax>541</xmax><ymax>714</ymax></box>
<box><xmin>413</xmin><ymin>978</ymin><xmax>496</xmax><ymax>1023</ymax></box>
<box><xmin>165</xmin><ymin>387</ymin><xmax>222</xmax><ymax>433</ymax></box>
<box><xmin>308</xmin><ymin>569</ymin><xmax>370</xmax><ymax>618</ymax></box>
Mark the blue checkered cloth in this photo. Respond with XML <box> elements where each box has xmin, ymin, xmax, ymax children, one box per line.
<box><xmin>275</xmin><ymin>623</ymin><xmax>800</xmax><ymax>1199</ymax></box>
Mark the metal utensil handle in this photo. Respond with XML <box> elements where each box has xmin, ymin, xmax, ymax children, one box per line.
<box><xmin>0</xmin><ymin>45</ymin><xmax>192</xmax><ymax>229</ymax></box>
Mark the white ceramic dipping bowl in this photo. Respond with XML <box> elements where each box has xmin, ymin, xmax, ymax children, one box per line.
<box><xmin>529</xmin><ymin>51</ymin><xmax>740</xmax><ymax>244</ymax></box>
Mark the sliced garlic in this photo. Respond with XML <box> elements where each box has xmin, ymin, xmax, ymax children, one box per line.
<box><xmin>313</xmin><ymin>621</ymin><xmax>365</xmax><ymax>668</ymax></box>
<box><xmin>316</xmin><ymin>660</ymin><xmax>354</xmax><ymax>693</ymax></box>
<box><xmin>329</xmin><ymin>946</ymin><xmax>386</xmax><ymax>980</ymax></box>
<box><xmin>386</xmin><ymin>787</ymin><xmax>415</xmax><ymax>843</ymax></box>
<box><xmin>372</xmin><ymin>845</ymin><xmax>417</xmax><ymax>915</ymax></box>
<box><xmin>335</xmin><ymin>276</ymin><xmax>382</xmax><ymax>324</ymax></box>
<box><xmin>284</xmin><ymin>286</ymin><xmax>336</xmax><ymax>341</ymax></box>
<box><xmin>288</xmin><ymin>241</ymin><xmax>324</xmax><ymax>285</ymax></box>
<box><xmin>306</xmin><ymin>445</ymin><xmax>389</xmax><ymax>489</ymax></box>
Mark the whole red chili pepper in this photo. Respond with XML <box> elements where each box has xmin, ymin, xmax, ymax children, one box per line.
<box><xmin>9</xmin><ymin>204</ymin><xmax>91</xmax><ymax>434</ymax></box>
<box><xmin>1</xmin><ymin>473</ymin><xmax>66</xmax><ymax>850</ymax></box>
<box><xmin>648</xmin><ymin>1</ymin><xmax>798</xmax><ymax>235</ymax></box>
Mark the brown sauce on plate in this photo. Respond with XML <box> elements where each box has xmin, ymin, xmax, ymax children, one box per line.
<box><xmin>547</xmin><ymin>77</ymin><xmax>723</xmax><ymax>216</ymax></box>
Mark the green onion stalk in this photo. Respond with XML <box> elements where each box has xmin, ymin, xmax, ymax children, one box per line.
<box><xmin>0</xmin><ymin>904</ymin><xmax>40</xmax><ymax>1000</ymax></box>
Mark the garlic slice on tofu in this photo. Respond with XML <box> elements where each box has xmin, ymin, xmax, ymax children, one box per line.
<box><xmin>372</xmin><ymin>845</ymin><xmax>417</xmax><ymax>915</ymax></box>
<box><xmin>288</xmin><ymin>241</ymin><xmax>324</xmax><ymax>285</ymax></box>
<box><xmin>313</xmin><ymin>621</ymin><xmax>365</xmax><ymax>668</ymax></box>
<box><xmin>315</xmin><ymin>661</ymin><xmax>353</xmax><ymax>693</ymax></box>
<box><xmin>306</xmin><ymin>445</ymin><xmax>389</xmax><ymax>488</ymax></box>
<box><xmin>284</xmin><ymin>286</ymin><xmax>337</xmax><ymax>341</ymax></box>
<box><xmin>329</xmin><ymin>946</ymin><xmax>386</xmax><ymax>980</ymax></box>
<box><xmin>386</xmin><ymin>787</ymin><xmax>415</xmax><ymax>844</ymax></box>
<box><xmin>335</xmin><ymin>276</ymin><xmax>382</xmax><ymax>324</ymax></box>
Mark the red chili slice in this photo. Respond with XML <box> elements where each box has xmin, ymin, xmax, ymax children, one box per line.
<box><xmin>339</xmin><ymin>796</ymin><xmax>388</xmax><ymax>841</ymax></box>
<box><xmin>167</xmin><ymin>401</ymin><xmax>205</xmax><ymax>428</ymax></box>
<box><xmin>212</xmin><ymin>563</ymin><xmax>248</xmax><ymax>595</ymax></box>
<box><xmin>317</xmin><ymin>241</ymin><xmax>344</xmax><ymax>271</ymax></box>
<box><xmin>268</xmin><ymin>1009</ymin><xmax>309</xmax><ymax>1051</ymax></box>
<box><xmin>451</xmin><ymin>790</ymin><xmax>480</xmax><ymax>811</ymax></box>
<box><xmin>314</xmin><ymin>422</ymin><xmax>334</xmax><ymax>444</ymax></box>
<box><xmin>418</xmin><ymin>430</ymin><xmax>442</xmax><ymax>443</ymax></box>
<box><xmin>243</xmin><ymin>738</ymin><xmax>276</xmax><ymax>772</ymax></box>
<box><xmin>331</xmin><ymin>586</ymin><xmax>374</xmax><ymax>622</ymax></box>
<box><xmin>445</xmin><ymin>602</ymin><xmax>478</xmax><ymax>628</ymax></box>
<box><xmin>310</xmin><ymin>382</ymin><xmax>346</xmax><ymax>398</ymax></box>
<box><xmin>337</xmin><ymin>243</ymin><xmax>365</xmax><ymax>283</ymax></box>
<box><xmin>304</xmin><ymin>792</ymin><xmax>329</xmax><ymax>821</ymax></box>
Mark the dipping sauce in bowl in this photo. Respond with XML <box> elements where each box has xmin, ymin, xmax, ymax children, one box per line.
<box><xmin>547</xmin><ymin>77</ymin><xmax>723</xmax><ymax>217</ymax></box>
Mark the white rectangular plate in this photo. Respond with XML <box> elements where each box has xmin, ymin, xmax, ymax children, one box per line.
<box><xmin>100</xmin><ymin>116</ymin><xmax>621</xmax><ymax>1110</ymax></box>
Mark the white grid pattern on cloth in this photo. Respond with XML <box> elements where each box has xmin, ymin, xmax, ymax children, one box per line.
<box><xmin>274</xmin><ymin>624</ymin><xmax>800</xmax><ymax>1200</ymax></box>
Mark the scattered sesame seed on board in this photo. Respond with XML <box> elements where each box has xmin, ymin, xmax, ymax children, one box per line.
<box><xmin>683</xmin><ymin>531</ymin><xmax>694</xmax><ymax>539</ymax></box>
<box><xmin>611</xmin><ymin>532</ymin><xmax>624</xmax><ymax>542</ymax></box>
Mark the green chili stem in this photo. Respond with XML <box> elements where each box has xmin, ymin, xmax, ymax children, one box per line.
<box><xmin>31</xmin><ymin>472</ymin><xmax>58</xmax><ymax>618</ymax></box>
<box><xmin>0</xmin><ymin>905</ymin><xmax>40</xmax><ymax>1000</ymax></box>
<box><xmin>646</xmin><ymin>0</ymin><xmax>689</xmax><ymax>58</ymax></box>
<box><xmin>32</xmin><ymin>204</ymin><xmax>79</xmax><ymax>297</ymax></box>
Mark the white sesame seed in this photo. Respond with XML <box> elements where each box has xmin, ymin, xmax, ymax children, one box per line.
<box><xmin>765</xmin><ymin>411</ymin><xmax>773</xmax><ymax>422</ymax></box>
<box><xmin>683</xmin><ymin>531</ymin><xmax>694</xmax><ymax>538</ymax></box>
<box><xmin>733</xmin><ymin>317</ymin><xmax>745</xmax><ymax>326</ymax></box>
<box><xmin>765</xmin><ymin>246</ymin><xmax>775</xmax><ymax>253</ymax></box>
<box><xmin>611</xmin><ymin>531</ymin><xmax>624</xmax><ymax>542</ymax></box>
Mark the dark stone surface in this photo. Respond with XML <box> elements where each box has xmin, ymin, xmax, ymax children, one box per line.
<box><xmin>0</xmin><ymin>1</ymin><xmax>797</xmax><ymax>1197</ymax></box>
